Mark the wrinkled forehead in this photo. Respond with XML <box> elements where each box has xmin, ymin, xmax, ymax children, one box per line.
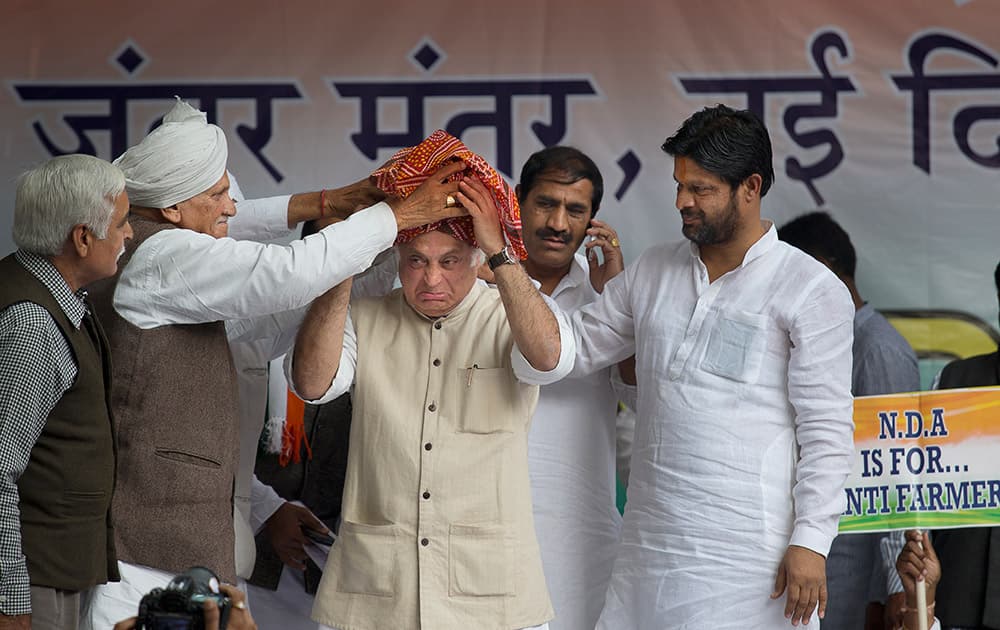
<box><xmin>673</xmin><ymin>156</ymin><xmax>725</xmax><ymax>187</ymax></box>
<box><xmin>399</xmin><ymin>229</ymin><xmax>474</xmax><ymax>260</ymax></box>
<box><xmin>198</xmin><ymin>172</ymin><xmax>231</xmax><ymax>197</ymax></box>
<box><xmin>172</xmin><ymin>172</ymin><xmax>230</xmax><ymax>207</ymax></box>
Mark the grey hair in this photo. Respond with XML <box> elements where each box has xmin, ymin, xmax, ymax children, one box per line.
<box><xmin>13</xmin><ymin>154</ymin><xmax>126</xmax><ymax>256</ymax></box>
<box><xmin>470</xmin><ymin>248</ymin><xmax>487</xmax><ymax>268</ymax></box>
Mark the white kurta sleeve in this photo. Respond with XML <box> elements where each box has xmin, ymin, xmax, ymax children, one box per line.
<box><xmin>284</xmin><ymin>307</ymin><xmax>358</xmax><ymax>405</ymax></box>
<box><xmin>228</xmin><ymin>195</ymin><xmax>294</xmax><ymax>242</ymax></box>
<box><xmin>785</xmin><ymin>275</ymin><xmax>855</xmax><ymax>556</ymax></box>
<box><xmin>609</xmin><ymin>363</ymin><xmax>638</xmax><ymax>411</ymax></box>
<box><xmin>511</xmin><ymin>291</ymin><xmax>576</xmax><ymax>386</ymax></box>
<box><xmin>569</xmin><ymin>265</ymin><xmax>637</xmax><ymax>378</ymax></box>
<box><xmin>225</xmin><ymin>307</ymin><xmax>306</xmax><ymax>360</ymax></box>
<box><xmin>350</xmin><ymin>248</ymin><xmax>398</xmax><ymax>300</ymax></box>
<box><xmin>114</xmin><ymin>202</ymin><xmax>398</xmax><ymax>329</ymax></box>
<box><xmin>249</xmin><ymin>475</ymin><xmax>286</xmax><ymax>534</ymax></box>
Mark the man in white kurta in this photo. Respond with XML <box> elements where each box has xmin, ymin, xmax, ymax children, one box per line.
<box><xmin>569</xmin><ymin>105</ymin><xmax>855</xmax><ymax>628</ymax></box>
<box><xmin>527</xmin><ymin>255</ymin><xmax>625</xmax><ymax>630</ymax></box>
<box><xmin>515</xmin><ymin>146</ymin><xmax>631</xmax><ymax>630</ymax></box>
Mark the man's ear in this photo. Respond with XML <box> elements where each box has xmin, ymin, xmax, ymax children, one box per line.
<box><xmin>69</xmin><ymin>224</ymin><xmax>90</xmax><ymax>258</ymax></box>
<box><xmin>742</xmin><ymin>174</ymin><xmax>763</xmax><ymax>201</ymax></box>
<box><xmin>160</xmin><ymin>205</ymin><xmax>183</xmax><ymax>225</ymax></box>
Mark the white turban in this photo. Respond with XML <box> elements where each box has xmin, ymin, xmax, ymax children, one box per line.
<box><xmin>113</xmin><ymin>98</ymin><xmax>228</xmax><ymax>209</ymax></box>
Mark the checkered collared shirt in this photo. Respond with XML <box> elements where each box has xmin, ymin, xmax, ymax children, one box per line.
<box><xmin>0</xmin><ymin>251</ymin><xmax>87</xmax><ymax>615</ymax></box>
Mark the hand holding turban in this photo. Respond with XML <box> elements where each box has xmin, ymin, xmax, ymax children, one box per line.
<box><xmin>372</xmin><ymin>130</ymin><xmax>527</xmax><ymax>259</ymax></box>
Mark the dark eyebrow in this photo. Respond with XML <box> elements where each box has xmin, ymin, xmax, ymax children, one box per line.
<box><xmin>677</xmin><ymin>179</ymin><xmax>717</xmax><ymax>189</ymax></box>
<box><xmin>534</xmin><ymin>193</ymin><xmax>588</xmax><ymax>211</ymax></box>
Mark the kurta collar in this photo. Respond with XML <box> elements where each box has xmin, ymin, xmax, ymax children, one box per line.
<box><xmin>687</xmin><ymin>220</ymin><xmax>778</xmax><ymax>271</ymax></box>
<box><xmin>405</xmin><ymin>280</ymin><xmax>488</xmax><ymax>326</ymax></box>
<box><xmin>551</xmin><ymin>253</ymin><xmax>591</xmax><ymax>300</ymax></box>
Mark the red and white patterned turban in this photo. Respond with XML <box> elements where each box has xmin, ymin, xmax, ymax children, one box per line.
<box><xmin>371</xmin><ymin>130</ymin><xmax>527</xmax><ymax>260</ymax></box>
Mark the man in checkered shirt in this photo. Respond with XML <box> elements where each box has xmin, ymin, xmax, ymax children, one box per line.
<box><xmin>0</xmin><ymin>154</ymin><xmax>133</xmax><ymax>630</ymax></box>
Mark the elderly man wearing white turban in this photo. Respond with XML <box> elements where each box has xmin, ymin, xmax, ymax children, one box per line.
<box><xmin>79</xmin><ymin>99</ymin><xmax>465</xmax><ymax>629</ymax></box>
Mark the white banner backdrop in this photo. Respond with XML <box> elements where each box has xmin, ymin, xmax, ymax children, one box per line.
<box><xmin>1</xmin><ymin>0</ymin><xmax>997</xmax><ymax>337</ymax></box>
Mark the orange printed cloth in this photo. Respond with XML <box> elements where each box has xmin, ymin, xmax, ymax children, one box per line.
<box><xmin>280</xmin><ymin>388</ymin><xmax>311</xmax><ymax>466</ymax></box>
<box><xmin>371</xmin><ymin>129</ymin><xmax>527</xmax><ymax>259</ymax></box>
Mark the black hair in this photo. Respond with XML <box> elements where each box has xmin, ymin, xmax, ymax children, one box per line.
<box><xmin>517</xmin><ymin>146</ymin><xmax>603</xmax><ymax>216</ymax></box>
<box><xmin>777</xmin><ymin>211</ymin><xmax>857</xmax><ymax>279</ymax></box>
<box><xmin>994</xmin><ymin>259</ymin><xmax>1000</xmax><ymax>293</ymax></box>
<box><xmin>661</xmin><ymin>104</ymin><xmax>775</xmax><ymax>197</ymax></box>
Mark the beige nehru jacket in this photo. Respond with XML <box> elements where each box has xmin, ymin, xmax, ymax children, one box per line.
<box><xmin>293</xmin><ymin>282</ymin><xmax>574</xmax><ymax>630</ymax></box>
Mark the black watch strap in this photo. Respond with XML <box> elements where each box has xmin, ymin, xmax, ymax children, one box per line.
<box><xmin>487</xmin><ymin>246</ymin><xmax>517</xmax><ymax>271</ymax></box>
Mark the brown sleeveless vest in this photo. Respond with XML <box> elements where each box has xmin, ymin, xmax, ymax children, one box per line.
<box><xmin>87</xmin><ymin>218</ymin><xmax>240</xmax><ymax>582</ymax></box>
<box><xmin>0</xmin><ymin>254</ymin><xmax>118</xmax><ymax>590</ymax></box>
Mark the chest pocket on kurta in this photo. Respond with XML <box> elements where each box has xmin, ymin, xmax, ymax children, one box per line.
<box><xmin>700</xmin><ymin>310</ymin><xmax>767</xmax><ymax>384</ymax></box>
<box><xmin>450</xmin><ymin>367</ymin><xmax>520</xmax><ymax>434</ymax></box>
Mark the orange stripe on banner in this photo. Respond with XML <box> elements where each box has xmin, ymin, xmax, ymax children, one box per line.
<box><xmin>853</xmin><ymin>386</ymin><xmax>1000</xmax><ymax>443</ymax></box>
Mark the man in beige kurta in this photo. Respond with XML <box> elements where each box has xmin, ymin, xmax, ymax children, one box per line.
<box><xmin>287</xmin><ymin>176</ymin><xmax>575</xmax><ymax>630</ymax></box>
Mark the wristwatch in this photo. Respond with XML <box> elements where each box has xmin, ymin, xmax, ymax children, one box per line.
<box><xmin>487</xmin><ymin>246</ymin><xmax>518</xmax><ymax>271</ymax></box>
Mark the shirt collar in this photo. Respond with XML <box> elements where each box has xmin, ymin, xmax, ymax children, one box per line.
<box><xmin>550</xmin><ymin>253</ymin><xmax>590</xmax><ymax>299</ymax></box>
<box><xmin>687</xmin><ymin>220</ymin><xmax>778</xmax><ymax>270</ymax></box>
<box><xmin>15</xmin><ymin>250</ymin><xmax>89</xmax><ymax>328</ymax></box>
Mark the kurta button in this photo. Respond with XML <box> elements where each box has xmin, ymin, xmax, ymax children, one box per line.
<box><xmin>432</xmin><ymin>358</ymin><xmax>441</xmax><ymax>367</ymax></box>
<box><xmin>424</xmin><ymin>442</ymin><xmax>432</xmax><ymax>450</ymax></box>
<box><xmin>428</xmin><ymin>402</ymin><xmax>436</xmax><ymax>412</ymax></box>
<box><xmin>434</xmin><ymin>321</ymin><xmax>442</xmax><ymax>330</ymax></box>
<box><xmin>423</xmin><ymin>491</ymin><xmax>431</xmax><ymax>499</ymax></box>
<box><xmin>421</xmin><ymin>537</ymin><xmax>430</xmax><ymax>546</ymax></box>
